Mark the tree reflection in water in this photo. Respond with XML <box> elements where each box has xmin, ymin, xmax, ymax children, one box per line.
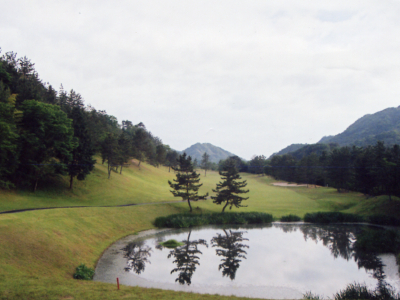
<box><xmin>296</xmin><ymin>225</ymin><xmax>387</xmax><ymax>286</ymax></box>
<box><xmin>300</xmin><ymin>225</ymin><xmax>357</xmax><ymax>260</ymax></box>
<box><xmin>168</xmin><ymin>230</ymin><xmax>208</xmax><ymax>285</ymax></box>
<box><xmin>122</xmin><ymin>241</ymin><xmax>152</xmax><ymax>274</ymax></box>
<box><xmin>211</xmin><ymin>229</ymin><xmax>249</xmax><ymax>280</ymax></box>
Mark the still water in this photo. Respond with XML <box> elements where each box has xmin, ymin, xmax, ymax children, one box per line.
<box><xmin>94</xmin><ymin>224</ymin><xmax>400</xmax><ymax>299</ymax></box>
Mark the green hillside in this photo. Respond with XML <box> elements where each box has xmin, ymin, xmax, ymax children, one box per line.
<box><xmin>268</xmin><ymin>143</ymin><xmax>307</xmax><ymax>159</ymax></box>
<box><xmin>319</xmin><ymin>106</ymin><xmax>400</xmax><ymax>147</ymax></box>
<box><xmin>182</xmin><ymin>142</ymin><xmax>237</xmax><ymax>163</ymax></box>
<box><xmin>1</xmin><ymin>159</ymin><xmax>399</xmax><ymax>299</ymax></box>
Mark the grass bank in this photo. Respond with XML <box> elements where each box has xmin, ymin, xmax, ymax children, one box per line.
<box><xmin>1</xmin><ymin>161</ymin><xmax>400</xmax><ymax>299</ymax></box>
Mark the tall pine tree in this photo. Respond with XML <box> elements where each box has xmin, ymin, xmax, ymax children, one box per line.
<box><xmin>168</xmin><ymin>153</ymin><xmax>208</xmax><ymax>212</ymax></box>
<box><xmin>212</xmin><ymin>158</ymin><xmax>249</xmax><ymax>212</ymax></box>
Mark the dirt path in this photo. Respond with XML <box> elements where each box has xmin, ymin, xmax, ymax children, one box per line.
<box><xmin>0</xmin><ymin>200</ymin><xmax>186</xmax><ymax>215</ymax></box>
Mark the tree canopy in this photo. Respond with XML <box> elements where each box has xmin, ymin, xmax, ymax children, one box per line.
<box><xmin>168</xmin><ymin>153</ymin><xmax>208</xmax><ymax>212</ymax></box>
<box><xmin>212</xmin><ymin>158</ymin><xmax>249</xmax><ymax>212</ymax></box>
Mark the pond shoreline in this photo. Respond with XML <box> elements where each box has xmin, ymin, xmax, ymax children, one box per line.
<box><xmin>94</xmin><ymin>223</ymin><xmax>400</xmax><ymax>299</ymax></box>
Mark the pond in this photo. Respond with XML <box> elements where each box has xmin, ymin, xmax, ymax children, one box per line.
<box><xmin>94</xmin><ymin>224</ymin><xmax>400</xmax><ymax>299</ymax></box>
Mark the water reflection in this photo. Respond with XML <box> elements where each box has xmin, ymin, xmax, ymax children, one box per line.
<box><xmin>118</xmin><ymin>224</ymin><xmax>399</xmax><ymax>293</ymax></box>
<box><xmin>293</xmin><ymin>225</ymin><xmax>387</xmax><ymax>285</ymax></box>
<box><xmin>167</xmin><ymin>230</ymin><xmax>208</xmax><ymax>285</ymax></box>
<box><xmin>122</xmin><ymin>241</ymin><xmax>152</xmax><ymax>274</ymax></box>
<box><xmin>211</xmin><ymin>229</ymin><xmax>249</xmax><ymax>280</ymax></box>
<box><xmin>300</xmin><ymin>225</ymin><xmax>357</xmax><ymax>260</ymax></box>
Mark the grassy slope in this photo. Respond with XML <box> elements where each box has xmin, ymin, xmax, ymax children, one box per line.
<box><xmin>0</xmin><ymin>159</ymin><xmax>177</xmax><ymax>212</ymax></box>
<box><xmin>1</xmin><ymin>161</ymin><xmax>399</xmax><ymax>299</ymax></box>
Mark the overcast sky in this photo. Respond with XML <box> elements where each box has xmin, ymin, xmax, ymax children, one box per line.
<box><xmin>2</xmin><ymin>1</ymin><xmax>400</xmax><ymax>160</ymax></box>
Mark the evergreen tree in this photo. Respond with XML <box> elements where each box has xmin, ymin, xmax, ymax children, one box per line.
<box><xmin>165</xmin><ymin>150</ymin><xmax>179</xmax><ymax>172</ymax></box>
<box><xmin>100</xmin><ymin>132</ymin><xmax>119</xmax><ymax>179</ymax></box>
<box><xmin>17</xmin><ymin>100</ymin><xmax>75</xmax><ymax>191</ymax></box>
<box><xmin>68</xmin><ymin>107</ymin><xmax>96</xmax><ymax>189</ymax></box>
<box><xmin>212</xmin><ymin>158</ymin><xmax>249</xmax><ymax>212</ymax></box>
<box><xmin>200</xmin><ymin>152</ymin><xmax>211</xmax><ymax>176</ymax></box>
<box><xmin>168</xmin><ymin>153</ymin><xmax>208</xmax><ymax>212</ymax></box>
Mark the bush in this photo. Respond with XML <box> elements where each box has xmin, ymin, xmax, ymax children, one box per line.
<box><xmin>303</xmin><ymin>291</ymin><xmax>323</xmax><ymax>300</ymax></box>
<box><xmin>280</xmin><ymin>214</ymin><xmax>301</xmax><ymax>222</ymax></box>
<box><xmin>334</xmin><ymin>282</ymin><xmax>400</xmax><ymax>300</ymax></box>
<box><xmin>154</xmin><ymin>212</ymin><xmax>274</xmax><ymax>228</ymax></box>
<box><xmin>159</xmin><ymin>239</ymin><xmax>184</xmax><ymax>248</ymax></box>
<box><xmin>73</xmin><ymin>264</ymin><xmax>95</xmax><ymax>280</ymax></box>
<box><xmin>304</xmin><ymin>212</ymin><xmax>364</xmax><ymax>224</ymax></box>
<box><xmin>367</xmin><ymin>214</ymin><xmax>400</xmax><ymax>226</ymax></box>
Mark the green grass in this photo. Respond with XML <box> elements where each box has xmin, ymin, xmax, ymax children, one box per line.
<box><xmin>159</xmin><ymin>239</ymin><xmax>184</xmax><ymax>248</ymax></box>
<box><xmin>0</xmin><ymin>158</ymin><xmax>178</xmax><ymax>212</ymax></box>
<box><xmin>1</xmin><ymin>162</ymin><xmax>399</xmax><ymax>299</ymax></box>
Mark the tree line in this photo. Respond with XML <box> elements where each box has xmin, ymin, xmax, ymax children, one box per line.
<box><xmin>263</xmin><ymin>142</ymin><xmax>400</xmax><ymax>199</ymax></box>
<box><xmin>0</xmin><ymin>50</ymin><xmax>179</xmax><ymax>191</ymax></box>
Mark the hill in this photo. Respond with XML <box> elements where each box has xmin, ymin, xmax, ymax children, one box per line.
<box><xmin>182</xmin><ymin>142</ymin><xmax>237</xmax><ymax>163</ymax></box>
<box><xmin>271</xmin><ymin>106</ymin><xmax>400</xmax><ymax>159</ymax></box>
<box><xmin>268</xmin><ymin>143</ymin><xmax>307</xmax><ymax>159</ymax></box>
<box><xmin>318</xmin><ymin>106</ymin><xmax>400</xmax><ymax>147</ymax></box>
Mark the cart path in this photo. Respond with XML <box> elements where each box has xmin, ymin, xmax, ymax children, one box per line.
<box><xmin>0</xmin><ymin>200</ymin><xmax>187</xmax><ymax>215</ymax></box>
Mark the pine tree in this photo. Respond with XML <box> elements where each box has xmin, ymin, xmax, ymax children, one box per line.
<box><xmin>168</xmin><ymin>153</ymin><xmax>208</xmax><ymax>212</ymax></box>
<box><xmin>212</xmin><ymin>158</ymin><xmax>249</xmax><ymax>212</ymax></box>
<box><xmin>200</xmin><ymin>152</ymin><xmax>211</xmax><ymax>176</ymax></box>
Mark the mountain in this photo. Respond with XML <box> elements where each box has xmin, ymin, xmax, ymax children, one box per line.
<box><xmin>270</xmin><ymin>106</ymin><xmax>400</xmax><ymax>160</ymax></box>
<box><xmin>182</xmin><ymin>143</ymin><xmax>237</xmax><ymax>163</ymax></box>
<box><xmin>318</xmin><ymin>106</ymin><xmax>400</xmax><ymax>147</ymax></box>
<box><xmin>268</xmin><ymin>143</ymin><xmax>308</xmax><ymax>159</ymax></box>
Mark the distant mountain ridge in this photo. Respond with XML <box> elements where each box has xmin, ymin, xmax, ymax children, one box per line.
<box><xmin>268</xmin><ymin>143</ymin><xmax>307</xmax><ymax>159</ymax></box>
<box><xmin>182</xmin><ymin>143</ymin><xmax>237</xmax><ymax>163</ymax></box>
<box><xmin>318</xmin><ymin>106</ymin><xmax>400</xmax><ymax>147</ymax></box>
<box><xmin>271</xmin><ymin>105</ymin><xmax>400</xmax><ymax>159</ymax></box>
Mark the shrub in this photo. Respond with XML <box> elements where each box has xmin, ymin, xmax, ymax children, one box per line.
<box><xmin>303</xmin><ymin>291</ymin><xmax>323</xmax><ymax>300</ymax></box>
<box><xmin>367</xmin><ymin>215</ymin><xmax>400</xmax><ymax>226</ymax></box>
<box><xmin>280</xmin><ymin>214</ymin><xmax>301</xmax><ymax>222</ymax></box>
<box><xmin>334</xmin><ymin>282</ymin><xmax>400</xmax><ymax>300</ymax></box>
<box><xmin>304</xmin><ymin>212</ymin><xmax>364</xmax><ymax>224</ymax></box>
<box><xmin>154</xmin><ymin>212</ymin><xmax>274</xmax><ymax>228</ymax></box>
<box><xmin>159</xmin><ymin>239</ymin><xmax>183</xmax><ymax>248</ymax></box>
<box><xmin>73</xmin><ymin>264</ymin><xmax>95</xmax><ymax>280</ymax></box>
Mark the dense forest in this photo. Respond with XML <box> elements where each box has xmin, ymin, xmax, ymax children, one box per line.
<box><xmin>0</xmin><ymin>50</ymin><xmax>180</xmax><ymax>191</ymax></box>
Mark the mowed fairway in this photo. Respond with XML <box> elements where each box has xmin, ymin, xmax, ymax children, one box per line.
<box><xmin>0</xmin><ymin>161</ymin><xmax>387</xmax><ymax>299</ymax></box>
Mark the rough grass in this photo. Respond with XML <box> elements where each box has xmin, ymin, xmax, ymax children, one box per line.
<box><xmin>1</xmin><ymin>162</ymin><xmax>399</xmax><ymax>299</ymax></box>
<box><xmin>0</xmin><ymin>158</ymin><xmax>177</xmax><ymax>212</ymax></box>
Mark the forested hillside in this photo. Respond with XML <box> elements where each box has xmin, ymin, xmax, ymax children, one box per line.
<box><xmin>268</xmin><ymin>143</ymin><xmax>307</xmax><ymax>159</ymax></box>
<box><xmin>0</xmin><ymin>51</ymin><xmax>180</xmax><ymax>191</ymax></box>
<box><xmin>318</xmin><ymin>106</ymin><xmax>400</xmax><ymax>147</ymax></box>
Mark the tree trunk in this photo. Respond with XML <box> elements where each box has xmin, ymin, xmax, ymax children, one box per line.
<box><xmin>187</xmin><ymin>199</ymin><xmax>192</xmax><ymax>212</ymax></box>
<box><xmin>69</xmin><ymin>174</ymin><xmax>74</xmax><ymax>189</ymax></box>
<box><xmin>169</xmin><ymin>166</ymin><xmax>170</xmax><ymax>172</ymax></box>
<box><xmin>222</xmin><ymin>201</ymin><xmax>229</xmax><ymax>213</ymax></box>
<box><xmin>108</xmin><ymin>160</ymin><xmax>111</xmax><ymax>179</ymax></box>
<box><xmin>120</xmin><ymin>165</ymin><xmax>123</xmax><ymax>174</ymax></box>
<box><xmin>204</xmin><ymin>169</ymin><xmax>207</xmax><ymax>177</ymax></box>
<box><xmin>33</xmin><ymin>178</ymin><xmax>38</xmax><ymax>192</ymax></box>
<box><xmin>138</xmin><ymin>160</ymin><xmax>141</xmax><ymax>170</ymax></box>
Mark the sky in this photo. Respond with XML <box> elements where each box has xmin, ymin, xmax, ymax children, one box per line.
<box><xmin>1</xmin><ymin>1</ymin><xmax>400</xmax><ymax>160</ymax></box>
